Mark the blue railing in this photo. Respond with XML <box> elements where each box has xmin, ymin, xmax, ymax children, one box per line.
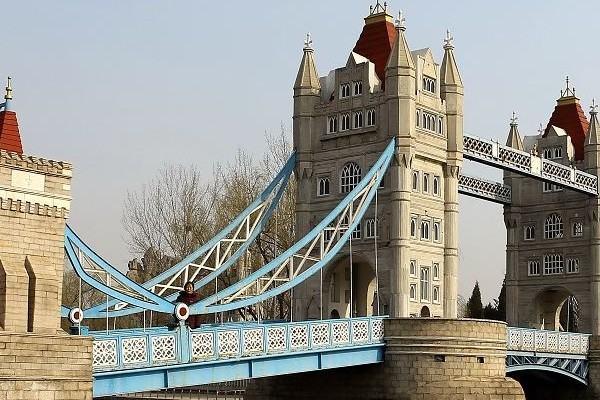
<box><xmin>91</xmin><ymin>316</ymin><xmax>386</xmax><ymax>372</ymax></box>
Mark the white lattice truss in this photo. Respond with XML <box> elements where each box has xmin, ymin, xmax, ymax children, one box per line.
<box><xmin>219</xmin><ymin>175</ymin><xmax>378</xmax><ymax>306</ymax></box>
<box><xmin>109</xmin><ymin>203</ymin><xmax>267</xmax><ymax>312</ymax></box>
<box><xmin>92</xmin><ymin>316</ymin><xmax>386</xmax><ymax>371</ymax></box>
<box><xmin>463</xmin><ymin>134</ymin><xmax>598</xmax><ymax>195</ymax></box>
<box><xmin>507</xmin><ymin>327</ymin><xmax>590</xmax><ymax>355</ymax></box>
<box><xmin>458</xmin><ymin>174</ymin><xmax>512</xmax><ymax>204</ymax></box>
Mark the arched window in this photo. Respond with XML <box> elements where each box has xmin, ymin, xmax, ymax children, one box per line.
<box><xmin>543</xmin><ymin>253</ymin><xmax>564</xmax><ymax>275</ymax></box>
<box><xmin>430</xmin><ymin>116</ymin><xmax>436</xmax><ymax>132</ymax></box>
<box><xmin>544</xmin><ymin>214</ymin><xmax>563</xmax><ymax>239</ymax></box>
<box><xmin>353</xmin><ymin>81</ymin><xmax>363</xmax><ymax>96</ymax></box>
<box><xmin>433</xmin><ymin>221</ymin><xmax>440</xmax><ymax>242</ymax></box>
<box><xmin>438</xmin><ymin>117</ymin><xmax>443</xmax><ymax>134</ymax></box>
<box><xmin>416</xmin><ymin>110</ymin><xmax>420</xmax><ymax>127</ymax></box>
<box><xmin>423</xmin><ymin>173</ymin><xmax>430</xmax><ymax>193</ymax></box>
<box><xmin>353</xmin><ymin>111</ymin><xmax>363</xmax><ymax>128</ymax></box>
<box><xmin>412</xmin><ymin>171</ymin><xmax>419</xmax><ymax>191</ymax></box>
<box><xmin>365</xmin><ymin>218</ymin><xmax>378</xmax><ymax>239</ymax></box>
<box><xmin>340</xmin><ymin>162</ymin><xmax>361</xmax><ymax>193</ymax></box>
<box><xmin>318</xmin><ymin>177</ymin><xmax>330</xmax><ymax>197</ymax></box>
<box><xmin>528</xmin><ymin>260</ymin><xmax>540</xmax><ymax>276</ymax></box>
<box><xmin>524</xmin><ymin>225</ymin><xmax>535</xmax><ymax>240</ymax></box>
<box><xmin>328</xmin><ymin>116</ymin><xmax>338</xmax><ymax>134</ymax></box>
<box><xmin>420</xmin><ymin>267</ymin><xmax>430</xmax><ymax>300</ymax></box>
<box><xmin>367</xmin><ymin>109</ymin><xmax>376</xmax><ymax>126</ymax></box>
<box><xmin>340</xmin><ymin>83</ymin><xmax>350</xmax><ymax>99</ymax></box>
<box><xmin>572</xmin><ymin>221</ymin><xmax>583</xmax><ymax>237</ymax></box>
<box><xmin>422</xmin><ymin>113</ymin><xmax>427</xmax><ymax>128</ymax></box>
<box><xmin>433</xmin><ymin>286</ymin><xmax>440</xmax><ymax>303</ymax></box>
<box><xmin>409</xmin><ymin>284</ymin><xmax>417</xmax><ymax>300</ymax></box>
<box><xmin>433</xmin><ymin>176</ymin><xmax>440</xmax><ymax>195</ymax></box>
<box><xmin>567</xmin><ymin>258</ymin><xmax>579</xmax><ymax>274</ymax></box>
<box><xmin>433</xmin><ymin>263</ymin><xmax>439</xmax><ymax>280</ymax></box>
<box><xmin>421</xmin><ymin>220</ymin><xmax>430</xmax><ymax>240</ymax></box>
<box><xmin>341</xmin><ymin>114</ymin><xmax>350</xmax><ymax>131</ymax></box>
<box><xmin>410</xmin><ymin>217</ymin><xmax>417</xmax><ymax>238</ymax></box>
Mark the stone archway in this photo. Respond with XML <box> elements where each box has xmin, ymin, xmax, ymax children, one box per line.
<box><xmin>531</xmin><ymin>287</ymin><xmax>580</xmax><ymax>331</ymax></box>
<box><xmin>324</xmin><ymin>255</ymin><xmax>377</xmax><ymax>318</ymax></box>
<box><xmin>420</xmin><ymin>306</ymin><xmax>431</xmax><ymax>317</ymax></box>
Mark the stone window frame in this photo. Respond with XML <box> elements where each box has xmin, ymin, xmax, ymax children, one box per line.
<box><xmin>543</xmin><ymin>181</ymin><xmax>563</xmax><ymax>193</ymax></box>
<box><xmin>423</xmin><ymin>173</ymin><xmax>430</xmax><ymax>193</ymax></box>
<box><xmin>433</xmin><ymin>175</ymin><xmax>441</xmax><ymax>196</ymax></box>
<box><xmin>544</xmin><ymin>213</ymin><xmax>563</xmax><ymax>239</ymax></box>
<box><xmin>327</xmin><ymin>115</ymin><xmax>338</xmax><ymax>134</ymax></box>
<box><xmin>420</xmin><ymin>218</ymin><xmax>431</xmax><ymax>241</ymax></box>
<box><xmin>432</xmin><ymin>262</ymin><xmax>440</xmax><ymax>281</ymax></box>
<box><xmin>433</xmin><ymin>220</ymin><xmax>441</xmax><ymax>243</ymax></box>
<box><xmin>566</xmin><ymin>258</ymin><xmax>579</xmax><ymax>274</ymax></box>
<box><xmin>410</xmin><ymin>259</ymin><xmax>417</xmax><ymax>277</ymax></box>
<box><xmin>364</xmin><ymin>218</ymin><xmax>378</xmax><ymax>239</ymax></box>
<box><xmin>412</xmin><ymin>171</ymin><xmax>420</xmax><ymax>192</ymax></box>
<box><xmin>432</xmin><ymin>286</ymin><xmax>440</xmax><ymax>304</ymax></box>
<box><xmin>523</xmin><ymin>224</ymin><xmax>535</xmax><ymax>241</ymax></box>
<box><xmin>353</xmin><ymin>110</ymin><xmax>363</xmax><ymax>129</ymax></box>
<box><xmin>410</xmin><ymin>215</ymin><xmax>418</xmax><ymax>239</ymax></box>
<box><xmin>340</xmin><ymin>162</ymin><xmax>361</xmax><ymax>193</ymax></box>
<box><xmin>317</xmin><ymin>177</ymin><xmax>330</xmax><ymax>197</ymax></box>
<box><xmin>543</xmin><ymin>253</ymin><xmax>564</xmax><ymax>275</ymax></box>
<box><xmin>420</xmin><ymin>266</ymin><xmax>430</xmax><ymax>301</ymax></box>
<box><xmin>353</xmin><ymin>81</ymin><xmax>363</xmax><ymax>96</ymax></box>
<box><xmin>527</xmin><ymin>260</ymin><xmax>540</xmax><ymax>276</ymax></box>
<box><xmin>367</xmin><ymin>109</ymin><xmax>376</xmax><ymax>126</ymax></box>
<box><xmin>422</xmin><ymin>75</ymin><xmax>437</xmax><ymax>94</ymax></box>
<box><xmin>409</xmin><ymin>283</ymin><xmax>417</xmax><ymax>301</ymax></box>
<box><xmin>340</xmin><ymin>113</ymin><xmax>351</xmax><ymax>131</ymax></box>
<box><xmin>340</xmin><ymin>83</ymin><xmax>351</xmax><ymax>99</ymax></box>
<box><xmin>572</xmin><ymin>220</ymin><xmax>583</xmax><ymax>238</ymax></box>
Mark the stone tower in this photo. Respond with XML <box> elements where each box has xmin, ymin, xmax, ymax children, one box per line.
<box><xmin>292</xmin><ymin>4</ymin><xmax>463</xmax><ymax>320</ymax></box>
<box><xmin>0</xmin><ymin>79</ymin><xmax>93</xmax><ymax>398</ymax></box>
<box><xmin>504</xmin><ymin>81</ymin><xmax>600</xmax><ymax>334</ymax></box>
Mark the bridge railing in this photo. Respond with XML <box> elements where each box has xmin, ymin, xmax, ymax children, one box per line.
<box><xmin>507</xmin><ymin>327</ymin><xmax>590</xmax><ymax>356</ymax></box>
<box><xmin>91</xmin><ymin>316</ymin><xmax>385</xmax><ymax>371</ymax></box>
<box><xmin>463</xmin><ymin>134</ymin><xmax>598</xmax><ymax>195</ymax></box>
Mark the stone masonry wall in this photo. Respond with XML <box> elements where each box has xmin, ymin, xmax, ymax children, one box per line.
<box><xmin>245</xmin><ymin>318</ymin><xmax>525</xmax><ymax>400</ymax></box>
<box><xmin>0</xmin><ymin>331</ymin><xmax>93</xmax><ymax>400</ymax></box>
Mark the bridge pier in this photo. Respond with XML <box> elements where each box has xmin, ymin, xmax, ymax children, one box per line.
<box><xmin>245</xmin><ymin>318</ymin><xmax>524</xmax><ymax>399</ymax></box>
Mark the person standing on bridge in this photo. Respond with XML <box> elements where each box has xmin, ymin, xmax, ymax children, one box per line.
<box><xmin>176</xmin><ymin>281</ymin><xmax>202</xmax><ymax>329</ymax></box>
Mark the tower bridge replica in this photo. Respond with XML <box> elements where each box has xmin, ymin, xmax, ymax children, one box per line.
<box><xmin>1</xmin><ymin>3</ymin><xmax>600</xmax><ymax>399</ymax></box>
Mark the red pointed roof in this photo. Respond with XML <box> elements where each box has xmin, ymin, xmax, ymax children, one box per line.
<box><xmin>543</xmin><ymin>95</ymin><xmax>588</xmax><ymax>161</ymax></box>
<box><xmin>0</xmin><ymin>110</ymin><xmax>22</xmax><ymax>154</ymax></box>
<box><xmin>353</xmin><ymin>12</ymin><xmax>398</xmax><ymax>83</ymax></box>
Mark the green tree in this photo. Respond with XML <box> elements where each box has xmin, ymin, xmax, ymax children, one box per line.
<box><xmin>466</xmin><ymin>281</ymin><xmax>483</xmax><ymax>318</ymax></box>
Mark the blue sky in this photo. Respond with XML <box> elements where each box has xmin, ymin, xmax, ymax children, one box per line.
<box><xmin>4</xmin><ymin>1</ymin><xmax>600</xmax><ymax>302</ymax></box>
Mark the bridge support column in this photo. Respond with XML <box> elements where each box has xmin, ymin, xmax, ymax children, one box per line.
<box><xmin>0</xmin><ymin>151</ymin><xmax>93</xmax><ymax>399</ymax></box>
<box><xmin>443</xmin><ymin>166</ymin><xmax>459</xmax><ymax>318</ymax></box>
<box><xmin>246</xmin><ymin>319</ymin><xmax>524</xmax><ymax>399</ymax></box>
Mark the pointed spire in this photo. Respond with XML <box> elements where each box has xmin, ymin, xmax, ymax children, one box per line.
<box><xmin>586</xmin><ymin>99</ymin><xmax>600</xmax><ymax>146</ymax></box>
<box><xmin>0</xmin><ymin>76</ymin><xmax>22</xmax><ymax>154</ymax></box>
<box><xmin>294</xmin><ymin>33</ymin><xmax>320</xmax><ymax>91</ymax></box>
<box><xmin>506</xmin><ymin>111</ymin><xmax>524</xmax><ymax>150</ymax></box>
<box><xmin>440</xmin><ymin>29</ymin><xmax>463</xmax><ymax>87</ymax></box>
<box><xmin>385</xmin><ymin>11</ymin><xmax>414</xmax><ymax>71</ymax></box>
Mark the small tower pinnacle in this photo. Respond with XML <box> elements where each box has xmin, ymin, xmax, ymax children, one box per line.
<box><xmin>444</xmin><ymin>29</ymin><xmax>454</xmax><ymax>49</ymax></box>
<box><xmin>440</xmin><ymin>29</ymin><xmax>463</xmax><ymax>89</ymax></box>
<box><xmin>294</xmin><ymin>33</ymin><xmax>320</xmax><ymax>91</ymax></box>
<box><xmin>561</xmin><ymin>75</ymin><xmax>576</xmax><ymax>98</ymax></box>
<box><xmin>5</xmin><ymin>77</ymin><xmax>12</xmax><ymax>101</ymax></box>
<box><xmin>506</xmin><ymin>111</ymin><xmax>524</xmax><ymax>150</ymax></box>
<box><xmin>304</xmin><ymin>32</ymin><xmax>313</xmax><ymax>50</ymax></box>
<box><xmin>395</xmin><ymin>10</ymin><xmax>406</xmax><ymax>31</ymax></box>
<box><xmin>586</xmin><ymin>98</ymin><xmax>600</xmax><ymax>146</ymax></box>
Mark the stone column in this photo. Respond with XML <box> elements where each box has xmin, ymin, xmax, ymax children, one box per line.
<box><xmin>505</xmin><ymin>213</ymin><xmax>520</xmax><ymax>326</ymax></box>
<box><xmin>590</xmin><ymin>201</ymin><xmax>600</xmax><ymax>335</ymax></box>
<box><xmin>390</xmin><ymin>151</ymin><xmax>412</xmax><ymax>317</ymax></box>
<box><xmin>443</xmin><ymin>165</ymin><xmax>459</xmax><ymax>318</ymax></box>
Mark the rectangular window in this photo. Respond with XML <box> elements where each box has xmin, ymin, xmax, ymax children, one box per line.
<box><xmin>567</xmin><ymin>258</ymin><xmax>579</xmax><ymax>274</ymax></box>
<box><xmin>543</xmin><ymin>254</ymin><xmax>564</xmax><ymax>275</ymax></box>
<box><xmin>528</xmin><ymin>260</ymin><xmax>540</xmax><ymax>276</ymax></box>
<box><xmin>420</xmin><ymin>267</ymin><xmax>430</xmax><ymax>301</ymax></box>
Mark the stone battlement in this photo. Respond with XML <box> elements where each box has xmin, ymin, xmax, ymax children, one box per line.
<box><xmin>0</xmin><ymin>149</ymin><xmax>72</xmax><ymax>176</ymax></box>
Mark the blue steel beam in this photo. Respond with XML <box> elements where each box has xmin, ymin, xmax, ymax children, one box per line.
<box><xmin>191</xmin><ymin>139</ymin><xmax>395</xmax><ymax>314</ymax></box>
<box><xmin>67</xmin><ymin>153</ymin><xmax>295</xmax><ymax>318</ymax></box>
<box><xmin>93</xmin><ymin>344</ymin><xmax>384</xmax><ymax>397</ymax></box>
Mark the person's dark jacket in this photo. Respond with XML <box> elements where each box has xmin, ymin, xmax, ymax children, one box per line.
<box><xmin>175</xmin><ymin>290</ymin><xmax>201</xmax><ymax>329</ymax></box>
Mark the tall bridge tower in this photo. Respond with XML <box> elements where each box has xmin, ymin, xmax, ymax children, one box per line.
<box><xmin>293</xmin><ymin>4</ymin><xmax>463</xmax><ymax>319</ymax></box>
<box><xmin>504</xmin><ymin>82</ymin><xmax>600</xmax><ymax>334</ymax></box>
<box><xmin>0</xmin><ymin>80</ymin><xmax>92</xmax><ymax>399</ymax></box>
